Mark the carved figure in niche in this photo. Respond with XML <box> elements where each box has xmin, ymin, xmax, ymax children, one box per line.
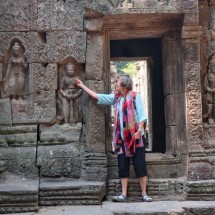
<box><xmin>203</xmin><ymin>56</ymin><xmax>215</xmax><ymax>125</ymax></box>
<box><xmin>58</xmin><ymin>63</ymin><xmax>82</xmax><ymax>127</ymax></box>
<box><xmin>2</xmin><ymin>42</ymin><xmax>28</xmax><ymax>104</ymax></box>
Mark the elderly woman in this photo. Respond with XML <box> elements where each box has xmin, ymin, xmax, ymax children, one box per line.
<box><xmin>76</xmin><ymin>74</ymin><xmax>152</xmax><ymax>203</ymax></box>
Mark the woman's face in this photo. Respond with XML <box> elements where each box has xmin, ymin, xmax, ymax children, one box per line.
<box><xmin>115</xmin><ymin>78</ymin><xmax>123</xmax><ymax>94</ymax></box>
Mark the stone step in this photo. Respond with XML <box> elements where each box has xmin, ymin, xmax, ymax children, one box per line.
<box><xmin>39</xmin><ymin>179</ymin><xmax>106</xmax><ymax>206</ymax></box>
<box><xmin>0</xmin><ymin>177</ymin><xmax>39</xmax><ymax>214</ymax></box>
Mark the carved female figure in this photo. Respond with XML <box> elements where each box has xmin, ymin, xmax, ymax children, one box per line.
<box><xmin>58</xmin><ymin>63</ymin><xmax>82</xmax><ymax>126</ymax></box>
<box><xmin>2</xmin><ymin>42</ymin><xmax>28</xmax><ymax>102</ymax></box>
<box><xmin>204</xmin><ymin>56</ymin><xmax>215</xmax><ymax>125</ymax></box>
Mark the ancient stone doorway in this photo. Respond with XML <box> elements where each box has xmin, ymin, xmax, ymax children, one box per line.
<box><xmin>109</xmin><ymin>38</ymin><xmax>166</xmax><ymax>153</ymax></box>
<box><xmin>101</xmin><ymin>14</ymin><xmax>188</xmax><ymax>199</ymax></box>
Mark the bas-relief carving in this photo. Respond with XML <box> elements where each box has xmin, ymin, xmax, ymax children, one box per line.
<box><xmin>57</xmin><ymin>62</ymin><xmax>83</xmax><ymax>127</ymax></box>
<box><xmin>85</xmin><ymin>81</ymin><xmax>105</xmax><ymax>152</ymax></box>
<box><xmin>84</xmin><ymin>0</ymin><xmax>198</xmax><ymax>14</ymax></box>
<box><xmin>37</xmin><ymin>0</ymin><xmax>52</xmax><ymax>30</ymax></box>
<box><xmin>0</xmin><ymin>147</ymin><xmax>38</xmax><ymax>177</ymax></box>
<box><xmin>52</xmin><ymin>0</ymin><xmax>83</xmax><ymax>30</ymax></box>
<box><xmin>0</xmin><ymin>33</ymin><xmax>31</xmax><ymax>64</ymax></box>
<box><xmin>87</xmin><ymin>102</ymin><xmax>105</xmax><ymax>151</ymax></box>
<box><xmin>183</xmin><ymin>41</ymin><xmax>203</xmax><ymax>151</ymax></box>
<box><xmin>30</xmin><ymin>63</ymin><xmax>57</xmax><ymax>122</ymax></box>
<box><xmin>0</xmin><ymin>40</ymin><xmax>31</xmax><ymax>125</ymax></box>
<box><xmin>185</xmin><ymin>63</ymin><xmax>202</xmax><ymax>125</ymax></box>
<box><xmin>51</xmin><ymin>31</ymin><xmax>86</xmax><ymax>63</ymax></box>
<box><xmin>38</xmin><ymin>144</ymin><xmax>81</xmax><ymax>178</ymax></box>
<box><xmin>33</xmin><ymin>31</ymin><xmax>86</xmax><ymax>64</ymax></box>
<box><xmin>0</xmin><ymin>125</ymin><xmax>37</xmax><ymax>147</ymax></box>
<box><xmin>84</xmin><ymin>153</ymin><xmax>107</xmax><ymax>181</ymax></box>
<box><xmin>0</xmin><ymin>0</ymin><xmax>31</xmax><ymax>31</ymax></box>
<box><xmin>9</xmin><ymin>63</ymin><xmax>57</xmax><ymax>124</ymax></box>
<box><xmin>203</xmin><ymin>57</ymin><xmax>215</xmax><ymax>125</ymax></box>
<box><xmin>1</xmin><ymin>41</ymin><xmax>28</xmax><ymax>102</ymax></box>
<box><xmin>184</xmin><ymin>42</ymin><xmax>199</xmax><ymax>63</ymax></box>
<box><xmin>32</xmin><ymin>32</ymin><xmax>52</xmax><ymax>63</ymax></box>
<box><xmin>188</xmin><ymin>162</ymin><xmax>212</xmax><ymax>180</ymax></box>
<box><xmin>40</xmin><ymin>124</ymin><xmax>82</xmax><ymax>144</ymax></box>
<box><xmin>37</xmin><ymin>0</ymin><xmax>83</xmax><ymax>31</ymax></box>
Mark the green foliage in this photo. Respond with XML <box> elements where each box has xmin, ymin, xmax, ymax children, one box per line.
<box><xmin>114</xmin><ymin>61</ymin><xmax>137</xmax><ymax>77</ymax></box>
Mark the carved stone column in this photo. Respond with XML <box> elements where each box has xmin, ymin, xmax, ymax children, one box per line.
<box><xmin>182</xmin><ymin>26</ymin><xmax>214</xmax><ymax>187</ymax></box>
<box><xmin>182</xmin><ymin>26</ymin><xmax>210</xmax><ymax>183</ymax></box>
<box><xmin>162</xmin><ymin>30</ymin><xmax>185</xmax><ymax>156</ymax></box>
<box><xmin>83</xmin><ymin>17</ymin><xmax>107</xmax><ymax>182</ymax></box>
<box><xmin>182</xmin><ymin>26</ymin><xmax>203</xmax><ymax>153</ymax></box>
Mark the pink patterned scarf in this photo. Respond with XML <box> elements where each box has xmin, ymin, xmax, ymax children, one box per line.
<box><xmin>113</xmin><ymin>91</ymin><xmax>143</xmax><ymax>157</ymax></box>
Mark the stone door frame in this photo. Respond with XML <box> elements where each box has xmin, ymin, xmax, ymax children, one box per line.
<box><xmin>84</xmin><ymin>12</ymin><xmax>203</xmax><ymax>180</ymax></box>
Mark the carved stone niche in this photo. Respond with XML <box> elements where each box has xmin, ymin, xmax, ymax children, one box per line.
<box><xmin>1</xmin><ymin>39</ymin><xmax>29</xmax><ymax>102</ymax></box>
<box><xmin>56</xmin><ymin>58</ymin><xmax>84</xmax><ymax>128</ymax></box>
<box><xmin>0</xmin><ymin>38</ymin><xmax>37</xmax><ymax>125</ymax></box>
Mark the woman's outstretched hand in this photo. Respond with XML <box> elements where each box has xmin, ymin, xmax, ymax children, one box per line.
<box><xmin>75</xmin><ymin>78</ymin><xmax>83</xmax><ymax>88</ymax></box>
<box><xmin>75</xmin><ymin>78</ymin><xmax>98</xmax><ymax>100</ymax></box>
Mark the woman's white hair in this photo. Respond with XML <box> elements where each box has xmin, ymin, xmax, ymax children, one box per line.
<box><xmin>118</xmin><ymin>74</ymin><xmax>133</xmax><ymax>91</ymax></box>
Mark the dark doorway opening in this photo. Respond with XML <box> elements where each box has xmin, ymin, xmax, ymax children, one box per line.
<box><xmin>110</xmin><ymin>38</ymin><xmax>165</xmax><ymax>153</ymax></box>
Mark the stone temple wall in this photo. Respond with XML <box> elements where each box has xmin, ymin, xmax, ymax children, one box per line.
<box><xmin>0</xmin><ymin>0</ymin><xmax>215</xmax><ymax>213</ymax></box>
